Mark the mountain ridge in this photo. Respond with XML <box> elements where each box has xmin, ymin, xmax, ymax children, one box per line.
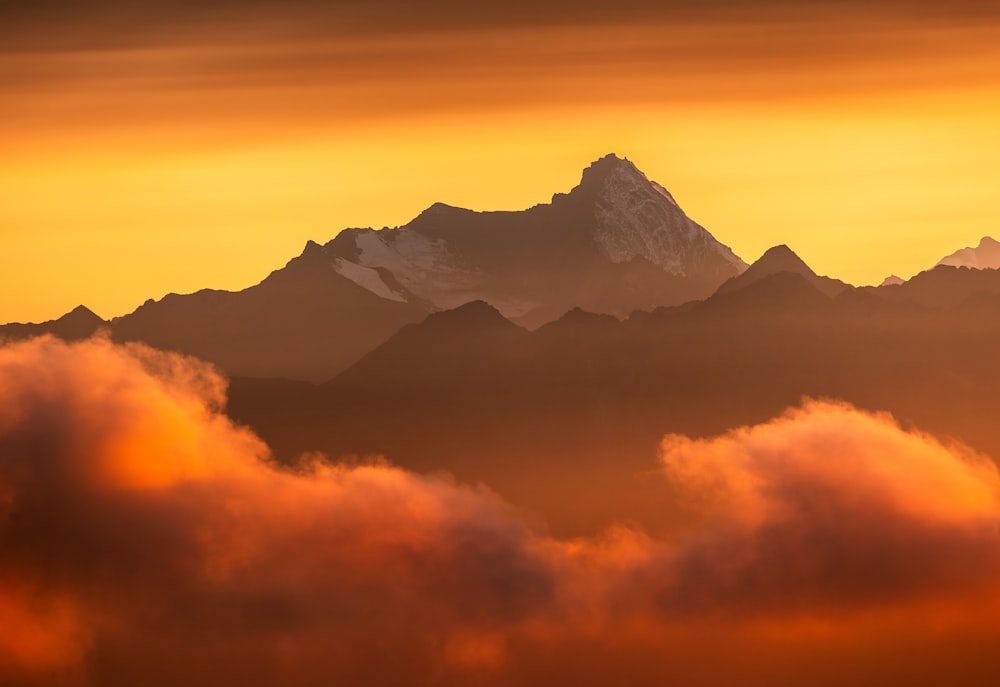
<box><xmin>313</xmin><ymin>153</ymin><xmax>747</xmax><ymax>326</ymax></box>
<box><xmin>0</xmin><ymin>305</ymin><xmax>105</xmax><ymax>341</ymax></box>
<box><xmin>94</xmin><ymin>154</ymin><xmax>750</xmax><ymax>380</ymax></box>
<box><xmin>937</xmin><ymin>236</ymin><xmax>1000</xmax><ymax>270</ymax></box>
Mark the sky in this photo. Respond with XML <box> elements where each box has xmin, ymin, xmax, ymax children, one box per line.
<box><xmin>3</xmin><ymin>0</ymin><xmax>1000</xmax><ymax>322</ymax></box>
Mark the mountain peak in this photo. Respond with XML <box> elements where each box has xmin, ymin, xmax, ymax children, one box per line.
<box><xmin>542</xmin><ymin>307</ymin><xmax>620</xmax><ymax>332</ymax></box>
<box><xmin>937</xmin><ymin>236</ymin><xmax>1000</xmax><ymax>270</ymax></box>
<box><xmin>574</xmin><ymin>153</ymin><xmax>664</xmax><ymax>201</ymax></box>
<box><xmin>716</xmin><ymin>244</ymin><xmax>850</xmax><ymax>299</ymax></box>
<box><xmin>57</xmin><ymin>305</ymin><xmax>103</xmax><ymax>326</ymax></box>
<box><xmin>580</xmin><ymin>153</ymin><xmax>639</xmax><ymax>181</ymax></box>
<box><xmin>752</xmin><ymin>244</ymin><xmax>815</xmax><ymax>276</ymax></box>
<box><xmin>418</xmin><ymin>201</ymin><xmax>464</xmax><ymax>216</ymax></box>
<box><xmin>422</xmin><ymin>300</ymin><xmax>514</xmax><ymax>328</ymax></box>
<box><xmin>566</xmin><ymin>155</ymin><xmax>745</xmax><ymax>277</ymax></box>
<box><xmin>301</xmin><ymin>239</ymin><xmax>325</xmax><ymax>257</ymax></box>
<box><xmin>406</xmin><ymin>201</ymin><xmax>476</xmax><ymax>233</ymax></box>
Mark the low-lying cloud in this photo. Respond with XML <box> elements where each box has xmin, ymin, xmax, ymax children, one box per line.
<box><xmin>2</xmin><ymin>336</ymin><xmax>1000</xmax><ymax>686</ymax></box>
<box><xmin>659</xmin><ymin>401</ymin><xmax>1000</xmax><ymax>614</ymax></box>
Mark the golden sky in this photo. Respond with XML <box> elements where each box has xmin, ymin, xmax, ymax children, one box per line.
<box><xmin>3</xmin><ymin>0</ymin><xmax>1000</xmax><ymax>322</ymax></box>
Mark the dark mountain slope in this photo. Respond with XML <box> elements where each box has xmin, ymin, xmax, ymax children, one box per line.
<box><xmin>228</xmin><ymin>284</ymin><xmax>1000</xmax><ymax>537</ymax></box>
<box><xmin>715</xmin><ymin>244</ymin><xmax>851</xmax><ymax>299</ymax></box>
<box><xmin>112</xmin><ymin>245</ymin><xmax>427</xmax><ymax>381</ymax></box>
<box><xmin>0</xmin><ymin>305</ymin><xmax>105</xmax><ymax>341</ymax></box>
<box><xmin>872</xmin><ymin>264</ymin><xmax>1000</xmax><ymax>310</ymax></box>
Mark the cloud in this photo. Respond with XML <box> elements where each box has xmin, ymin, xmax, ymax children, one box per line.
<box><xmin>658</xmin><ymin>400</ymin><xmax>1000</xmax><ymax>615</ymax></box>
<box><xmin>2</xmin><ymin>336</ymin><xmax>1000</xmax><ymax>685</ymax></box>
<box><xmin>0</xmin><ymin>336</ymin><xmax>558</xmax><ymax>685</ymax></box>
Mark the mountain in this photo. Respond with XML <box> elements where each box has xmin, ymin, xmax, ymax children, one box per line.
<box><xmin>867</xmin><ymin>237</ymin><xmax>1000</xmax><ymax>291</ymax></box>
<box><xmin>699</xmin><ymin>270</ymin><xmax>835</xmax><ymax>318</ymax></box>
<box><xmin>318</xmin><ymin>154</ymin><xmax>747</xmax><ymax>327</ymax></box>
<box><xmin>871</xmin><ymin>264</ymin><xmax>1000</xmax><ymax>310</ymax></box>
<box><xmin>227</xmin><ymin>290</ymin><xmax>1000</xmax><ymax>537</ymax></box>
<box><xmin>107</xmin><ymin>154</ymin><xmax>747</xmax><ymax>380</ymax></box>
<box><xmin>111</xmin><ymin>245</ymin><xmax>428</xmax><ymax>381</ymax></box>
<box><xmin>714</xmin><ymin>244</ymin><xmax>851</xmax><ymax>299</ymax></box>
<box><xmin>332</xmin><ymin>300</ymin><xmax>529</xmax><ymax>393</ymax></box>
<box><xmin>937</xmin><ymin>236</ymin><xmax>1000</xmax><ymax>270</ymax></box>
<box><xmin>0</xmin><ymin>305</ymin><xmax>105</xmax><ymax>341</ymax></box>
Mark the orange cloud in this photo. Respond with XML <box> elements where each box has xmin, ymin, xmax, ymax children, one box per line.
<box><xmin>658</xmin><ymin>400</ymin><xmax>1000</xmax><ymax>615</ymax></box>
<box><xmin>0</xmin><ymin>336</ymin><xmax>559</xmax><ymax>685</ymax></box>
<box><xmin>2</xmin><ymin>337</ymin><xmax>1000</xmax><ymax>685</ymax></box>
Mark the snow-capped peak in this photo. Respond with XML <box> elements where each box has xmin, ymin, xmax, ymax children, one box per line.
<box><xmin>584</xmin><ymin>155</ymin><xmax>744</xmax><ymax>274</ymax></box>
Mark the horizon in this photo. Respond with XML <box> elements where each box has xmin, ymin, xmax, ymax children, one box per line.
<box><xmin>2</xmin><ymin>150</ymin><xmax>995</xmax><ymax>324</ymax></box>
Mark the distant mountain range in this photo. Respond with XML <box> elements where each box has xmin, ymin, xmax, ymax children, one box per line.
<box><xmin>0</xmin><ymin>305</ymin><xmax>104</xmax><ymax>341</ymax></box>
<box><xmin>6</xmin><ymin>155</ymin><xmax>748</xmax><ymax>380</ymax></box>
<box><xmin>6</xmin><ymin>157</ymin><xmax>1000</xmax><ymax>535</ymax></box>
<box><xmin>937</xmin><ymin>236</ymin><xmax>1000</xmax><ymax>270</ymax></box>
<box><xmin>3</xmin><ymin>155</ymin><xmax>998</xmax><ymax>386</ymax></box>
<box><xmin>226</xmin><ymin>244</ymin><xmax>1000</xmax><ymax>535</ymax></box>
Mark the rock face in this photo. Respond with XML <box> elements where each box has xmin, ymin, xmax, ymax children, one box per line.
<box><xmin>937</xmin><ymin>236</ymin><xmax>1000</xmax><ymax>270</ymax></box>
<box><xmin>586</xmin><ymin>156</ymin><xmax>744</xmax><ymax>276</ymax></box>
<box><xmin>320</xmin><ymin>154</ymin><xmax>747</xmax><ymax>326</ymax></box>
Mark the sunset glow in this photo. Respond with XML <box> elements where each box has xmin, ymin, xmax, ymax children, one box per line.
<box><xmin>4</xmin><ymin>3</ymin><xmax>1000</xmax><ymax>685</ymax></box>
<box><xmin>3</xmin><ymin>2</ymin><xmax>1000</xmax><ymax>322</ymax></box>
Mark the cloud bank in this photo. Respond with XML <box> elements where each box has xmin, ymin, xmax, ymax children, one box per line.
<box><xmin>2</xmin><ymin>336</ymin><xmax>1000</xmax><ymax>685</ymax></box>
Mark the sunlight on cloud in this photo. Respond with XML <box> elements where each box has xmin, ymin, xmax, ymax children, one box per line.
<box><xmin>2</xmin><ymin>337</ymin><xmax>1000</xmax><ymax>685</ymax></box>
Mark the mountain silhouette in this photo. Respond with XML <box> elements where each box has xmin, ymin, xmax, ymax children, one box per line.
<box><xmin>319</xmin><ymin>154</ymin><xmax>746</xmax><ymax>327</ymax></box>
<box><xmin>715</xmin><ymin>244</ymin><xmax>851</xmax><ymax>298</ymax></box>
<box><xmin>111</xmin><ymin>245</ymin><xmax>427</xmax><ymax>381</ymax></box>
<box><xmin>107</xmin><ymin>154</ymin><xmax>748</xmax><ymax>380</ymax></box>
<box><xmin>698</xmin><ymin>270</ymin><xmax>835</xmax><ymax>319</ymax></box>
<box><xmin>0</xmin><ymin>305</ymin><xmax>105</xmax><ymax>341</ymax></box>
<box><xmin>227</xmin><ymin>281</ymin><xmax>1000</xmax><ymax>536</ymax></box>
<box><xmin>871</xmin><ymin>264</ymin><xmax>1000</xmax><ymax>310</ymax></box>
<box><xmin>332</xmin><ymin>300</ymin><xmax>529</xmax><ymax>393</ymax></box>
<box><xmin>937</xmin><ymin>236</ymin><xmax>1000</xmax><ymax>270</ymax></box>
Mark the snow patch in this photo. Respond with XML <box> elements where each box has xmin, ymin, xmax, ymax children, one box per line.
<box><xmin>352</xmin><ymin>229</ymin><xmax>482</xmax><ymax>300</ymax></box>
<box><xmin>354</xmin><ymin>230</ymin><xmax>450</xmax><ymax>277</ymax></box>
<box><xmin>332</xmin><ymin>258</ymin><xmax>408</xmax><ymax>302</ymax></box>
